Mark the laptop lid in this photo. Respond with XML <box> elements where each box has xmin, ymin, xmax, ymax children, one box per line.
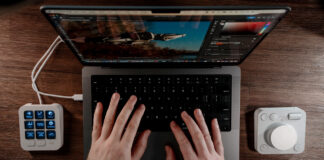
<box><xmin>41</xmin><ymin>6</ymin><xmax>290</xmax><ymax>67</ymax></box>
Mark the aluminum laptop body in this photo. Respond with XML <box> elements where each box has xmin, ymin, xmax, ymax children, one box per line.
<box><xmin>41</xmin><ymin>6</ymin><xmax>290</xmax><ymax>160</ymax></box>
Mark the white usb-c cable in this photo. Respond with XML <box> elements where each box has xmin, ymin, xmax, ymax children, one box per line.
<box><xmin>31</xmin><ymin>36</ymin><xmax>83</xmax><ymax>104</ymax></box>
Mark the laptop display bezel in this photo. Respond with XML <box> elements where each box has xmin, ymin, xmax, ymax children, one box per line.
<box><xmin>40</xmin><ymin>5</ymin><xmax>291</xmax><ymax>67</ymax></box>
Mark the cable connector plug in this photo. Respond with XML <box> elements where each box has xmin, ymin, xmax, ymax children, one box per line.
<box><xmin>72</xmin><ymin>94</ymin><xmax>83</xmax><ymax>101</ymax></box>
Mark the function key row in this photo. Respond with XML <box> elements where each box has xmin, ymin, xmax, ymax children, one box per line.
<box><xmin>24</xmin><ymin>110</ymin><xmax>55</xmax><ymax>119</ymax></box>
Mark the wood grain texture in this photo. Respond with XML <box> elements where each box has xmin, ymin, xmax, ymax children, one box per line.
<box><xmin>0</xmin><ymin>0</ymin><xmax>323</xmax><ymax>159</ymax></box>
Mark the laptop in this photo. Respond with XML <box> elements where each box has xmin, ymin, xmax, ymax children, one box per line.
<box><xmin>41</xmin><ymin>6</ymin><xmax>290</xmax><ymax>160</ymax></box>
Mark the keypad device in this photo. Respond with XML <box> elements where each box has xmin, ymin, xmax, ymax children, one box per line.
<box><xmin>19</xmin><ymin>103</ymin><xmax>63</xmax><ymax>151</ymax></box>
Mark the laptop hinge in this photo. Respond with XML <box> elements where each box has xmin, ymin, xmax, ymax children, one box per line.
<box><xmin>100</xmin><ymin>65</ymin><xmax>222</xmax><ymax>69</ymax></box>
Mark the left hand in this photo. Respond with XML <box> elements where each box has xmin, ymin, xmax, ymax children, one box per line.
<box><xmin>87</xmin><ymin>93</ymin><xmax>151</xmax><ymax>160</ymax></box>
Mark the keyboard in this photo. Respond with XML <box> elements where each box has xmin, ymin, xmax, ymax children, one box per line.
<box><xmin>91</xmin><ymin>75</ymin><xmax>232</xmax><ymax>131</ymax></box>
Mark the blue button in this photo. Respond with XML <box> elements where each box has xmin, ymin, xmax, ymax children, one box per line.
<box><xmin>36</xmin><ymin>121</ymin><xmax>45</xmax><ymax>129</ymax></box>
<box><xmin>46</xmin><ymin>110</ymin><xmax>55</xmax><ymax>119</ymax></box>
<box><xmin>24</xmin><ymin>121</ymin><xmax>34</xmax><ymax>129</ymax></box>
<box><xmin>47</xmin><ymin>131</ymin><xmax>56</xmax><ymax>139</ymax></box>
<box><xmin>24</xmin><ymin>111</ymin><xmax>33</xmax><ymax>119</ymax></box>
<box><xmin>25</xmin><ymin>131</ymin><xmax>34</xmax><ymax>139</ymax></box>
<box><xmin>35</xmin><ymin>110</ymin><xmax>44</xmax><ymax>119</ymax></box>
<box><xmin>36</xmin><ymin>131</ymin><xmax>45</xmax><ymax>139</ymax></box>
<box><xmin>46</xmin><ymin>120</ymin><xmax>55</xmax><ymax>129</ymax></box>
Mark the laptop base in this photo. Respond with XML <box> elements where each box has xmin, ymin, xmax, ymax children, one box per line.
<box><xmin>82</xmin><ymin>66</ymin><xmax>240</xmax><ymax>160</ymax></box>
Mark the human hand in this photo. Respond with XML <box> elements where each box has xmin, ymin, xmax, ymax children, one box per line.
<box><xmin>165</xmin><ymin>109</ymin><xmax>224</xmax><ymax>160</ymax></box>
<box><xmin>87</xmin><ymin>93</ymin><xmax>151</xmax><ymax>160</ymax></box>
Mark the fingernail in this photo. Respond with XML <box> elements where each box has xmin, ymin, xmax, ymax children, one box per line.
<box><xmin>165</xmin><ymin>145</ymin><xmax>170</xmax><ymax>151</ymax></box>
<box><xmin>170</xmin><ymin>121</ymin><xmax>176</xmax><ymax>127</ymax></box>
<box><xmin>129</xmin><ymin>96</ymin><xmax>137</xmax><ymax>105</ymax></box>
<box><xmin>197</xmin><ymin>108</ymin><xmax>202</xmax><ymax>115</ymax></box>
<box><xmin>141</xmin><ymin>104</ymin><xmax>146</xmax><ymax>110</ymax></box>
<box><xmin>114</xmin><ymin>93</ymin><xmax>120</xmax><ymax>99</ymax></box>
<box><xmin>146</xmin><ymin>130</ymin><xmax>151</xmax><ymax>136</ymax></box>
<box><xmin>131</xmin><ymin>95</ymin><xmax>137</xmax><ymax>101</ymax></box>
<box><xmin>112</xmin><ymin>93</ymin><xmax>116</xmax><ymax>98</ymax></box>
<box><xmin>181</xmin><ymin>111</ymin><xmax>188</xmax><ymax>117</ymax></box>
<box><xmin>214</xmin><ymin>118</ymin><xmax>219</xmax><ymax>129</ymax></box>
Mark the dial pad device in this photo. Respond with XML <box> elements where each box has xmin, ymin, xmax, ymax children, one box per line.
<box><xmin>254</xmin><ymin>107</ymin><xmax>306</xmax><ymax>154</ymax></box>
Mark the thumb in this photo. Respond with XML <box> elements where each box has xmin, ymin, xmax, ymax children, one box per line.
<box><xmin>165</xmin><ymin>145</ymin><xmax>176</xmax><ymax>160</ymax></box>
<box><xmin>132</xmin><ymin>130</ymin><xmax>151</xmax><ymax>160</ymax></box>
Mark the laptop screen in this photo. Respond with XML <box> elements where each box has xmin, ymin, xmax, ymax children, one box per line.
<box><xmin>42</xmin><ymin>7</ymin><xmax>289</xmax><ymax>65</ymax></box>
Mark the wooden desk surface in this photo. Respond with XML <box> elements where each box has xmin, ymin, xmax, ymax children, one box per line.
<box><xmin>0</xmin><ymin>0</ymin><xmax>323</xmax><ymax>159</ymax></box>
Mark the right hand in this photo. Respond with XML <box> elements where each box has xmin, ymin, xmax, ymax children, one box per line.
<box><xmin>165</xmin><ymin>109</ymin><xmax>225</xmax><ymax>160</ymax></box>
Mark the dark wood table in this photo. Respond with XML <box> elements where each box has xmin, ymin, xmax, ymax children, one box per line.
<box><xmin>1</xmin><ymin>0</ymin><xmax>323</xmax><ymax>159</ymax></box>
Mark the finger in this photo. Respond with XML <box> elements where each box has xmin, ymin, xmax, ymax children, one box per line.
<box><xmin>165</xmin><ymin>145</ymin><xmax>176</xmax><ymax>160</ymax></box>
<box><xmin>91</xmin><ymin>102</ymin><xmax>103</xmax><ymax>142</ymax></box>
<box><xmin>110</xmin><ymin>95</ymin><xmax>137</xmax><ymax>140</ymax></box>
<box><xmin>181</xmin><ymin>111</ymin><xmax>209</xmax><ymax>156</ymax></box>
<box><xmin>100</xmin><ymin>93</ymin><xmax>120</xmax><ymax>139</ymax></box>
<box><xmin>131</xmin><ymin>130</ymin><xmax>151</xmax><ymax>160</ymax></box>
<box><xmin>122</xmin><ymin>104</ymin><xmax>146</xmax><ymax>147</ymax></box>
<box><xmin>170</xmin><ymin>121</ymin><xmax>196</xmax><ymax>159</ymax></box>
<box><xmin>194</xmin><ymin>108</ymin><xmax>214</xmax><ymax>152</ymax></box>
<box><xmin>212</xmin><ymin>118</ymin><xmax>224</xmax><ymax>155</ymax></box>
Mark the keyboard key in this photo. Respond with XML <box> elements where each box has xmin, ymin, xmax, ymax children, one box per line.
<box><xmin>24</xmin><ymin>111</ymin><xmax>33</xmax><ymax>119</ymax></box>
<box><xmin>36</xmin><ymin>131</ymin><xmax>45</xmax><ymax>139</ymax></box>
<box><xmin>24</xmin><ymin>121</ymin><xmax>34</xmax><ymax>129</ymax></box>
<box><xmin>222</xmin><ymin>95</ymin><xmax>231</xmax><ymax>106</ymax></box>
<box><xmin>46</xmin><ymin>120</ymin><xmax>55</xmax><ymax>129</ymax></box>
<box><xmin>25</xmin><ymin>131</ymin><xmax>34</xmax><ymax>139</ymax></box>
<box><xmin>46</xmin><ymin>110</ymin><xmax>55</xmax><ymax>119</ymax></box>
<box><xmin>47</xmin><ymin>131</ymin><xmax>56</xmax><ymax>139</ymax></box>
<box><xmin>202</xmin><ymin>95</ymin><xmax>209</xmax><ymax>103</ymax></box>
<box><xmin>35</xmin><ymin>121</ymin><xmax>45</xmax><ymax>129</ymax></box>
<box><xmin>211</xmin><ymin>95</ymin><xmax>220</xmax><ymax>104</ymax></box>
<box><xmin>35</xmin><ymin>110</ymin><xmax>44</xmax><ymax>119</ymax></box>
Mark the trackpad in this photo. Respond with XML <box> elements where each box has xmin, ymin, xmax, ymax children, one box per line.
<box><xmin>141</xmin><ymin>132</ymin><xmax>182</xmax><ymax>160</ymax></box>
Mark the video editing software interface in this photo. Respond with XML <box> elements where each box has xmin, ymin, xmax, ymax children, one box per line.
<box><xmin>45</xmin><ymin>9</ymin><xmax>286</xmax><ymax>64</ymax></box>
